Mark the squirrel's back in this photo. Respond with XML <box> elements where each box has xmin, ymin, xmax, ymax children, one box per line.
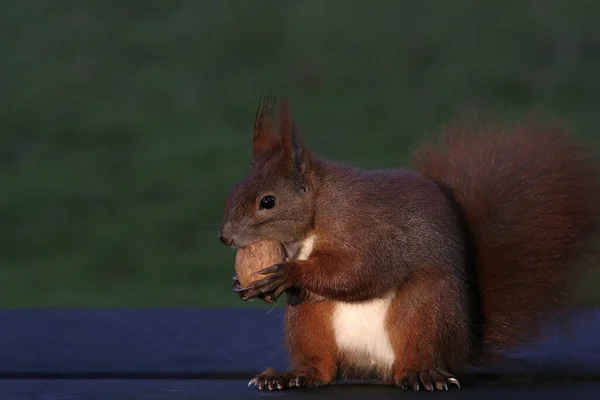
<box><xmin>413</xmin><ymin>115</ymin><xmax>600</xmax><ymax>358</ymax></box>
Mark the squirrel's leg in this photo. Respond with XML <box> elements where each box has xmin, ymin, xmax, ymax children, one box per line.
<box><xmin>387</xmin><ymin>268</ymin><xmax>470</xmax><ymax>391</ymax></box>
<box><xmin>249</xmin><ymin>300</ymin><xmax>338</xmax><ymax>391</ymax></box>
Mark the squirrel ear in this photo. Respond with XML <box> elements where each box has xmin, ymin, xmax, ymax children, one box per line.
<box><xmin>253</xmin><ymin>94</ymin><xmax>280</xmax><ymax>159</ymax></box>
<box><xmin>278</xmin><ymin>99</ymin><xmax>312</xmax><ymax>188</ymax></box>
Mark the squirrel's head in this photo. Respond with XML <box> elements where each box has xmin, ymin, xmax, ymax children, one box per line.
<box><xmin>220</xmin><ymin>96</ymin><xmax>317</xmax><ymax>249</ymax></box>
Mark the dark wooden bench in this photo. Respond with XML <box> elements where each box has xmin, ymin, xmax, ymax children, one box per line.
<box><xmin>1</xmin><ymin>307</ymin><xmax>600</xmax><ymax>399</ymax></box>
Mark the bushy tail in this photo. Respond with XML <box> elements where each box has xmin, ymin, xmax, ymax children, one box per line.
<box><xmin>413</xmin><ymin>115</ymin><xmax>600</xmax><ymax>359</ymax></box>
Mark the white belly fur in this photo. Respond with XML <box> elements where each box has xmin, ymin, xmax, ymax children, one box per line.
<box><xmin>332</xmin><ymin>293</ymin><xmax>396</xmax><ymax>372</ymax></box>
<box><xmin>294</xmin><ymin>234</ymin><xmax>316</xmax><ymax>261</ymax></box>
<box><xmin>294</xmin><ymin>234</ymin><xmax>396</xmax><ymax>373</ymax></box>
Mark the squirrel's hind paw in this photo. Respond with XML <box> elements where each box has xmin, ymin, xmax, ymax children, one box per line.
<box><xmin>395</xmin><ymin>368</ymin><xmax>460</xmax><ymax>391</ymax></box>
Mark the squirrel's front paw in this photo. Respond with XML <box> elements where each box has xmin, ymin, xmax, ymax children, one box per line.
<box><xmin>233</xmin><ymin>274</ymin><xmax>275</xmax><ymax>303</ymax></box>
<box><xmin>234</xmin><ymin>263</ymin><xmax>292</xmax><ymax>302</ymax></box>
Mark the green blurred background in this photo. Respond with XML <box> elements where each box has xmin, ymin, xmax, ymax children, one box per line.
<box><xmin>2</xmin><ymin>0</ymin><xmax>600</xmax><ymax>307</ymax></box>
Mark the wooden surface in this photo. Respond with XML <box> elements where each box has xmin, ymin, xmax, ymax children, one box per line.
<box><xmin>1</xmin><ymin>307</ymin><xmax>600</xmax><ymax>399</ymax></box>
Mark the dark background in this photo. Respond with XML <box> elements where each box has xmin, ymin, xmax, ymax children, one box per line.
<box><xmin>2</xmin><ymin>0</ymin><xmax>600</xmax><ymax>307</ymax></box>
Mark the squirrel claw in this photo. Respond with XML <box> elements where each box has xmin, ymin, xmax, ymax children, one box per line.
<box><xmin>448</xmin><ymin>377</ymin><xmax>460</xmax><ymax>388</ymax></box>
<box><xmin>232</xmin><ymin>275</ymin><xmax>249</xmax><ymax>301</ymax></box>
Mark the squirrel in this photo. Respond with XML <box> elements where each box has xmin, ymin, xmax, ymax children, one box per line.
<box><xmin>219</xmin><ymin>96</ymin><xmax>600</xmax><ymax>391</ymax></box>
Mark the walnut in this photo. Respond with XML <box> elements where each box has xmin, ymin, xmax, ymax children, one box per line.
<box><xmin>235</xmin><ymin>239</ymin><xmax>286</xmax><ymax>287</ymax></box>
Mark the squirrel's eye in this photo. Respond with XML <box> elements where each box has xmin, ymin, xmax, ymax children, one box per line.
<box><xmin>259</xmin><ymin>195</ymin><xmax>276</xmax><ymax>210</ymax></box>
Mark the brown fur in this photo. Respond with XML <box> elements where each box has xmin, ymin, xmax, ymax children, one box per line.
<box><xmin>281</xmin><ymin>161</ymin><xmax>467</xmax><ymax>303</ymax></box>
<box><xmin>284</xmin><ymin>300</ymin><xmax>338</xmax><ymax>385</ymax></box>
<box><xmin>222</xmin><ymin>98</ymin><xmax>600</xmax><ymax>390</ymax></box>
<box><xmin>387</xmin><ymin>268</ymin><xmax>470</xmax><ymax>379</ymax></box>
<box><xmin>413</xmin><ymin>115</ymin><xmax>600</xmax><ymax>359</ymax></box>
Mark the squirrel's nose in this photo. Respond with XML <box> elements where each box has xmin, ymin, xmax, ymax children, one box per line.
<box><xmin>219</xmin><ymin>232</ymin><xmax>233</xmax><ymax>246</ymax></box>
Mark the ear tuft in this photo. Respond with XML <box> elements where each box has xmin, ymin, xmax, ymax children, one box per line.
<box><xmin>251</xmin><ymin>95</ymin><xmax>313</xmax><ymax>189</ymax></box>
<box><xmin>277</xmin><ymin>98</ymin><xmax>312</xmax><ymax>189</ymax></box>
<box><xmin>278</xmin><ymin>98</ymin><xmax>294</xmax><ymax>161</ymax></box>
<box><xmin>253</xmin><ymin>94</ymin><xmax>278</xmax><ymax>159</ymax></box>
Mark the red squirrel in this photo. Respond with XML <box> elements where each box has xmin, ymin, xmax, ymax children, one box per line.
<box><xmin>219</xmin><ymin>96</ymin><xmax>600</xmax><ymax>391</ymax></box>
